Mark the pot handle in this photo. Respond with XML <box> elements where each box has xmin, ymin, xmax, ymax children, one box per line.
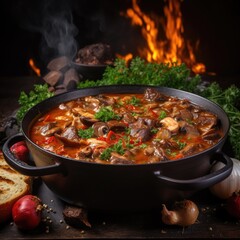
<box><xmin>2</xmin><ymin>133</ymin><xmax>64</xmax><ymax>176</ymax></box>
<box><xmin>154</xmin><ymin>152</ymin><xmax>233</xmax><ymax>191</ymax></box>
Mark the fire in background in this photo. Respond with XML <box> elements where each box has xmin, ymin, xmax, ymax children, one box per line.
<box><xmin>119</xmin><ymin>0</ymin><xmax>206</xmax><ymax>75</ymax></box>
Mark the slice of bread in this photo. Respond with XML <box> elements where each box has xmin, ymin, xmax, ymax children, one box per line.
<box><xmin>0</xmin><ymin>151</ymin><xmax>32</xmax><ymax>224</ymax></box>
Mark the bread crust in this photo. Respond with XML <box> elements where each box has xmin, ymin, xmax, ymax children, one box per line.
<box><xmin>0</xmin><ymin>151</ymin><xmax>32</xmax><ymax>224</ymax></box>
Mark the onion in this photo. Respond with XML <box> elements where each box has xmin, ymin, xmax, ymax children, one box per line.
<box><xmin>12</xmin><ymin>195</ymin><xmax>43</xmax><ymax>230</ymax></box>
<box><xmin>210</xmin><ymin>158</ymin><xmax>240</xmax><ymax>199</ymax></box>
<box><xmin>10</xmin><ymin>141</ymin><xmax>29</xmax><ymax>162</ymax></box>
<box><xmin>226</xmin><ymin>192</ymin><xmax>240</xmax><ymax>219</ymax></box>
<box><xmin>161</xmin><ymin>199</ymin><xmax>199</xmax><ymax>227</ymax></box>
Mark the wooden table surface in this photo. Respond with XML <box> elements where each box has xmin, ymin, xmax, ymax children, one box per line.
<box><xmin>0</xmin><ymin>76</ymin><xmax>240</xmax><ymax>239</ymax></box>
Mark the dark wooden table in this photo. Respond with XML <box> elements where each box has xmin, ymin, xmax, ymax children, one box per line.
<box><xmin>0</xmin><ymin>76</ymin><xmax>240</xmax><ymax>239</ymax></box>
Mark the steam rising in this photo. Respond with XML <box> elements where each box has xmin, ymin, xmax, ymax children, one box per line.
<box><xmin>12</xmin><ymin>0</ymin><xmax>79</xmax><ymax>62</ymax></box>
<box><xmin>42</xmin><ymin>12</ymin><xmax>78</xmax><ymax>59</ymax></box>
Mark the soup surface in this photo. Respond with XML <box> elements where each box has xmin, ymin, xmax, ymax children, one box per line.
<box><xmin>30</xmin><ymin>88</ymin><xmax>223</xmax><ymax>164</ymax></box>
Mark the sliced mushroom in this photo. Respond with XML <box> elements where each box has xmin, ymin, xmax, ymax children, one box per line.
<box><xmin>109</xmin><ymin>152</ymin><xmax>134</xmax><ymax>164</ymax></box>
<box><xmin>84</xmin><ymin>96</ymin><xmax>100</xmax><ymax>104</ymax></box>
<box><xmin>55</xmin><ymin>115</ymin><xmax>73</xmax><ymax>121</ymax></box>
<box><xmin>80</xmin><ymin>116</ymin><xmax>99</xmax><ymax>127</ymax></box>
<box><xmin>171</xmin><ymin>106</ymin><xmax>181</xmax><ymax>118</ymax></box>
<box><xmin>97</xmin><ymin>94</ymin><xmax>116</xmax><ymax>106</ymax></box>
<box><xmin>84</xmin><ymin>96</ymin><xmax>100</xmax><ymax>110</ymax></box>
<box><xmin>178</xmin><ymin>99</ymin><xmax>191</xmax><ymax>108</ymax></box>
<box><xmin>197</xmin><ymin>112</ymin><xmax>218</xmax><ymax>133</ymax></box>
<box><xmin>92</xmin><ymin>122</ymin><xmax>109</xmax><ymax>137</ymax></box>
<box><xmin>40</xmin><ymin>122</ymin><xmax>61</xmax><ymax>136</ymax></box>
<box><xmin>43</xmin><ymin>127</ymin><xmax>62</xmax><ymax>137</ymax></box>
<box><xmin>145</xmin><ymin>103</ymin><xmax>159</xmax><ymax>109</ymax></box>
<box><xmin>78</xmin><ymin>146</ymin><xmax>93</xmax><ymax>158</ymax></box>
<box><xmin>155</xmin><ymin>128</ymin><xmax>172</xmax><ymax>140</ymax></box>
<box><xmin>144</xmin><ymin>143</ymin><xmax>166</xmax><ymax>162</ymax></box>
<box><xmin>144</xmin><ymin>146</ymin><xmax>155</xmax><ymax>155</ymax></box>
<box><xmin>92</xmin><ymin>147</ymin><xmax>105</xmax><ymax>159</ymax></box>
<box><xmin>87</xmin><ymin>138</ymin><xmax>108</xmax><ymax>148</ymax></box>
<box><xmin>202</xmin><ymin>129</ymin><xmax>222</xmax><ymax>141</ymax></box>
<box><xmin>203</xmin><ymin>133</ymin><xmax>222</xmax><ymax>141</ymax></box>
<box><xmin>107</xmin><ymin>120</ymin><xmax>126</xmax><ymax>132</ymax></box>
<box><xmin>72</xmin><ymin>107</ymin><xmax>95</xmax><ymax>118</ymax></box>
<box><xmin>160</xmin><ymin>117</ymin><xmax>179</xmax><ymax>133</ymax></box>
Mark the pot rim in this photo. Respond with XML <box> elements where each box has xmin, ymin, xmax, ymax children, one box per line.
<box><xmin>22</xmin><ymin>84</ymin><xmax>230</xmax><ymax>167</ymax></box>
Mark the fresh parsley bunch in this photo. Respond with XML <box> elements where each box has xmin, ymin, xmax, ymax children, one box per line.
<box><xmin>77</xmin><ymin>57</ymin><xmax>201</xmax><ymax>93</ymax></box>
<box><xmin>201</xmin><ymin>82</ymin><xmax>240</xmax><ymax>159</ymax></box>
<box><xmin>16</xmin><ymin>84</ymin><xmax>54</xmax><ymax>122</ymax></box>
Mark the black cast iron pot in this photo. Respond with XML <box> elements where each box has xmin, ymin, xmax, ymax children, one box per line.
<box><xmin>3</xmin><ymin>85</ymin><xmax>233</xmax><ymax>212</ymax></box>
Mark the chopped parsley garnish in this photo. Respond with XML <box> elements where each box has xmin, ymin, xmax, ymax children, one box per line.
<box><xmin>100</xmin><ymin>140</ymin><xmax>125</xmax><ymax>160</ymax></box>
<box><xmin>95</xmin><ymin>106</ymin><xmax>121</xmax><ymax>122</ymax></box>
<box><xmin>151</xmin><ymin>128</ymin><xmax>158</xmax><ymax>134</ymax></box>
<box><xmin>78</xmin><ymin>127</ymin><xmax>94</xmax><ymax>139</ymax></box>
<box><xmin>176</xmin><ymin>140</ymin><xmax>187</xmax><ymax>150</ymax></box>
<box><xmin>127</xmin><ymin>96</ymin><xmax>141</xmax><ymax>106</ymax></box>
<box><xmin>159</xmin><ymin>110</ymin><xmax>167</xmax><ymax>120</ymax></box>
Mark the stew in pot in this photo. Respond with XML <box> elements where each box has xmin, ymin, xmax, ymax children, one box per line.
<box><xmin>30</xmin><ymin>88</ymin><xmax>223</xmax><ymax>164</ymax></box>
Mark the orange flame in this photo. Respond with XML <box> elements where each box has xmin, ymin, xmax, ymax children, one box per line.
<box><xmin>121</xmin><ymin>0</ymin><xmax>206</xmax><ymax>74</ymax></box>
<box><xmin>29</xmin><ymin>58</ymin><xmax>41</xmax><ymax>76</ymax></box>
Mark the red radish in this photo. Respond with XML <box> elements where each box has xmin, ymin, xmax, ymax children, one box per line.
<box><xmin>226</xmin><ymin>192</ymin><xmax>240</xmax><ymax>219</ymax></box>
<box><xmin>12</xmin><ymin>195</ymin><xmax>43</xmax><ymax>230</ymax></box>
<box><xmin>10</xmin><ymin>141</ymin><xmax>29</xmax><ymax>162</ymax></box>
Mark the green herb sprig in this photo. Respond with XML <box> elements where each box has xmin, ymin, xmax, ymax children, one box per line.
<box><xmin>100</xmin><ymin>140</ymin><xmax>125</xmax><ymax>160</ymax></box>
<box><xmin>78</xmin><ymin>128</ymin><xmax>94</xmax><ymax>139</ymax></box>
<box><xmin>77</xmin><ymin>57</ymin><xmax>201</xmax><ymax>93</ymax></box>
<box><xmin>16</xmin><ymin>84</ymin><xmax>54</xmax><ymax>122</ymax></box>
<box><xmin>201</xmin><ymin>82</ymin><xmax>240</xmax><ymax>158</ymax></box>
<box><xmin>95</xmin><ymin>106</ymin><xmax>121</xmax><ymax>122</ymax></box>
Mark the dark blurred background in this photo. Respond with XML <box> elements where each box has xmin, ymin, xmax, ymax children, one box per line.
<box><xmin>1</xmin><ymin>0</ymin><xmax>240</xmax><ymax>85</ymax></box>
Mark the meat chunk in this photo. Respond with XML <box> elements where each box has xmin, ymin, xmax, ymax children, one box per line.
<box><xmin>144</xmin><ymin>88</ymin><xmax>168</xmax><ymax>102</ymax></box>
<box><xmin>40</xmin><ymin>122</ymin><xmax>61</xmax><ymax>137</ymax></box>
<box><xmin>63</xmin><ymin>205</ymin><xmax>91</xmax><ymax>228</ymax></box>
<box><xmin>180</xmin><ymin>143</ymin><xmax>199</xmax><ymax>156</ymax></box>
<box><xmin>75</xmin><ymin>43</ymin><xmax>114</xmax><ymax>65</ymax></box>
<box><xmin>129</xmin><ymin>118</ymin><xmax>152</xmax><ymax>142</ymax></box>
<box><xmin>55</xmin><ymin>126</ymin><xmax>81</xmax><ymax>147</ymax></box>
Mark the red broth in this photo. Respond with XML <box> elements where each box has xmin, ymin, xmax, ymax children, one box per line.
<box><xmin>30</xmin><ymin>88</ymin><xmax>223</xmax><ymax>164</ymax></box>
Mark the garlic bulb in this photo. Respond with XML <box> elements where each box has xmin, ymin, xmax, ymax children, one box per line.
<box><xmin>210</xmin><ymin>158</ymin><xmax>240</xmax><ymax>199</ymax></box>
